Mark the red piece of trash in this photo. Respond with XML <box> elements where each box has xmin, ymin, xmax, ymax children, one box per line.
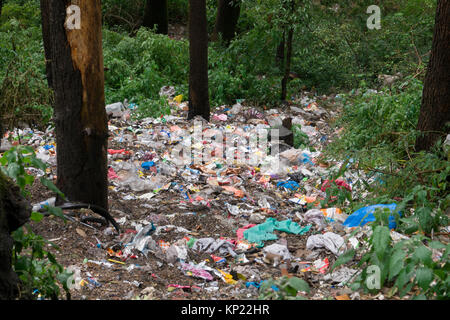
<box><xmin>321</xmin><ymin>179</ymin><xmax>352</xmax><ymax>192</ymax></box>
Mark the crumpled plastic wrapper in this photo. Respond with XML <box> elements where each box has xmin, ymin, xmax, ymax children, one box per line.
<box><xmin>306</xmin><ymin>232</ymin><xmax>345</xmax><ymax>255</ymax></box>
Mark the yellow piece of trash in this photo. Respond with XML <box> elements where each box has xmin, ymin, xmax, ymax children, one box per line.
<box><xmin>79</xmin><ymin>279</ymin><xmax>88</xmax><ymax>287</ymax></box>
<box><xmin>108</xmin><ymin>259</ymin><xmax>125</xmax><ymax>265</ymax></box>
<box><xmin>173</xmin><ymin>95</ymin><xmax>183</xmax><ymax>103</ymax></box>
<box><xmin>217</xmin><ymin>269</ymin><xmax>237</xmax><ymax>285</ymax></box>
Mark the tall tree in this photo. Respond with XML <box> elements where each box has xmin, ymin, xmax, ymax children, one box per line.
<box><xmin>280</xmin><ymin>26</ymin><xmax>294</xmax><ymax>101</ymax></box>
<box><xmin>143</xmin><ymin>0</ymin><xmax>168</xmax><ymax>35</ymax></box>
<box><xmin>415</xmin><ymin>0</ymin><xmax>450</xmax><ymax>152</ymax></box>
<box><xmin>40</xmin><ymin>0</ymin><xmax>52</xmax><ymax>89</ymax></box>
<box><xmin>40</xmin><ymin>1</ymin><xmax>109</xmax><ymax>211</ymax></box>
<box><xmin>212</xmin><ymin>0</ymin><xmax>241</xmax><ymax>44</ymax></box>
<box><xmin>280</xmin><ymin>0</ymin><xmax>297</xmax><ymax>101</ymax></box>
<box><xmin>188</xmin><ymin>0</ymin><xmax>210</xmax><ymax>121</ymax></box>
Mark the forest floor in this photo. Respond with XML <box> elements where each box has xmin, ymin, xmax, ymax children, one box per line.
<box><xmin>26</xmin><ymin>91</ymin><xmax>406</xmax><ymax>300</ymax></box>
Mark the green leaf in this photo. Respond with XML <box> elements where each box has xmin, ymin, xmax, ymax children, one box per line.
<box><xmin>389</xmin><ymin>249</ymin><xmax>406</xmax><ymax>281</ymax></box>
<box><xmin>284</xmin><ymin>285</ymin><xmax>298</xmax><ymax>297</ymax></box>
<box><xmin>373</xmin><ymin>226</ymin><xmax>391</xmax><ymax>260</ymax></box>
<box><xmin>57</xmin><ymin>269</ymin><xmax>74</xmax><ymax>291</ymax></box>
<box><xmin>24</xmin><ymin>173</ymin><xmax>35</xmax><ymax>185</ymax></box>
<box><xmin>287</xmin><ymin>277</ymin><xmax>310</xmax><ymax>293</ymax></box>
<box><xmin>429</xmin><ymin>241</ymin><xmax>446</xmax><ymax>250</ymax></box>
<box><xmin>40</xmin><ymin>177</ymin><xmax>65</xmax><ymax>200</ymax></box>
<box><xmin>415</xmin><ymin>267</ymin><xmax>433</xmax><ymax>290</ymax></box>
<box><xmin>395</xmin><ymin>269</ymin><xmax>409</xmax><ymax>292</ymax></box>
<box><xmin>330</xmin><ymin>248</ymin><xmax>355</xmax><ymax>272</ymax></box>
<box><xmin>413</xmin><ymin>245</ymin><xmax>432</xmax><ymax>266</ymax></box>
<box><xmin>44</xmin><ymin>205</ymin><xmax>66</xmax><ymax>221</ymax></box>
<box><xmin>30</xmin><ymin>211</ymin><xmax>44</xmax><ymax>222</ymax></box>
<box><xmin>6</xmin><ymin>162</ymin><xmax>21</xmax><ymax>180</ymax></box>
<box><xmin>29</xmin><ymin>156</ymin><xmax>47</xmax><ymax>171</ymax></box>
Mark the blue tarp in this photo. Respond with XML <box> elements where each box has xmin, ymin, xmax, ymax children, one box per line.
<box><xmin>342</xmin><ymin>203</ymin><xmax>400</xmax><ymax>229</ymax></box>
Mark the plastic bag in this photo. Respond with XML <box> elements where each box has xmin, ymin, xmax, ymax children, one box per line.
<box><xmin>342</xmin><ymin>203</ymin><xmax>400</xmax><ymax>229</ymax></box>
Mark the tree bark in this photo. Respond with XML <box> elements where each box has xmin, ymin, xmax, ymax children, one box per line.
<box><xmin>0</xmin><ymin>172</ymin><xmax>31</xmax><ymax>300</ymax></box>
<box><xmin>212</xmin><ymin>0</ymin><xmax>241</xmax><ymax>44</ymax></box>
<box><xmin>143</xmin><ymin>0</ymin><xmax>168</xmax><ymax>35</ymax></box>
<box><xmin>40</xmin><ymin>0</ymin><xmax>53</xmax><ymax>89</ymax></box>
<box><xmin>415</xmin><ymin>0</ymin><xmax>450</xmax><ymax>152</ymax></box>
<box><xmin>42</xmin><ymin>1</ymin><xmax>109</xmax><ymax>210</ymax></box>
<box><xmin>281</xmin><ymin>27</ymin><xmax>294</xmax><ymax>101</ymax></box>
<box><xmin>188</xmin><ymin>0</ymin><xmax>210</xmax><ymax>121</ymax></box>
<box><xmin>276</xmin><ymin>32</ymin><xmax>285</xmax><ymax>70</ymax></box>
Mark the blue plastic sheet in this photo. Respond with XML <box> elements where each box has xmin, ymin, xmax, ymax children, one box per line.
<box><xmin>342</xmin><ymin>203</ymin><xmax>400</xmax><ymax>229</ymax></box>
<box><xmin>276</xmin><ymin>180</ymin><xmax>300</xmax><ymax>191</ymax></box>
<box><xmin>141</xmin><ymin>161</ymin><xmax>155</xmax><ymax>170</ymax></box>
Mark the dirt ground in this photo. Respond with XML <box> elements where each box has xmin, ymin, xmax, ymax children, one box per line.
<box><xmin>24</xmin><ymin>96</ymin><xmax>405</xmax><ymax>301</ymax></box>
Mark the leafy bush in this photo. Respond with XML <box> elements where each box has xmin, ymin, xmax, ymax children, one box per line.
<box><xmin>324</xmin><ymin>76</ymin><xmax>449</xmax><ymax>300</ymax></box>
<box><xmin>1</xmin><ymin>145</ymin><xmax>71</xmax><ymax>300</ymax></box>
<box><xmin>332</xmin><ymin>209</ymin><xmax>449</xmax><ymax>300</ymax></box>
<box><xmin>325</xmin><ymin>79</ymin><xmax>448</xmax><ymax>235</ymax></box>
<box><xmin>0</xmin><ymin>1</ymin><xmax>53</xmax><ymax>130</ymax></box>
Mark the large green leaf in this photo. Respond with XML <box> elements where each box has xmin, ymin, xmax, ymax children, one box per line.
<box><xmin>40</xmin><ymin>177</ymin><xmax>65</xmax><ymax>200</ymax></box>
<box><xmin>288</xmin><ymin>277</ymin><xmax>310</xmax><ymax>293</ymax></box>
<box><xmin>6</xmin><ymin>162</ymin><xmax>21</xmax><ymax>180</ymax></box>
<box><xmin>412</xmin><ymin>245</ymin><xmax>432</xmax><ymax>266</ymax></box>
<box><xmin>30</xmin><ymin>211</ymin><xmax>44</xmax><ymax>222</ymax></box>
<box><xmin>44</xmin><ymin>205</ymin><xmax>66</xmax><ymax>221</ymax></box>
<box><xmin>415</xmin><ymin>267</ymin><xmax>433</xmax><ymax>290</ymax></box>
<box><xmin>373</xmin><ymin>225</ymin><xmax>391</xmax><ymax>260</ymax></box>
<box><xmin>389</xmin><ymin>249</ymin><xmax>406</xmax><ymax>281</ymax></box>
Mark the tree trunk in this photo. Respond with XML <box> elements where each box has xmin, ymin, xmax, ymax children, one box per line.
<box><xmin>212</xmin><ymin>0</ymin><xmax>241</xmax><ymax>44</ymax></box>
<box><xmin>276</xmin><ymin>32</ymin><xmax>285</xmax><ymax>70</ymax></box>
<box><xmin>40</xmin><ymin>0</ymin><xmax>53</xmax><ymax>89</ymax></box>
<box><xmin>0</xmin><ymin>172</ymin><xmax>31</xmax><ymax>300</ymax></box>
<box><xmin>188</xmin><ymin>0</ymin><xmax>210</xmax><ymax>121</ymax></box>
<box><xmin>42</xmin><ymin>1</ymin><xmax>109</xmax><ymax>211</ymax></box>
<box><xmin>415</xmin><ymin>0</ymin><xmax>450</xmax><ymax>152</ymax></box>
<box><xmin>143</xmin><ymin>0</ymin><xmax>168</xmax><ymax>35</ymax></box>
<box><xmin>281</xmin><ymin>27</ymin><xmax>294</xmax><ymax>101</ymax></box>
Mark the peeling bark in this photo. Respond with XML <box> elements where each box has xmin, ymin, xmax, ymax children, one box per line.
<box><xmin>41</xmin><ymin>1</ymin><xmax>108</xmax><ymax>210</ymax></box>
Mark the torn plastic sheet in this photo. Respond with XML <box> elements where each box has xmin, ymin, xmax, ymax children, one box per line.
<box><xmin>192</xmin><ymin>238</ymin><xmax>237</xmax><ymax>257</ymax></box>
<box><xmin>263</xmin><ymin>243</ymin><xmax>292</xmax><ymax>261</ymax></box>
<box><xmin>323</xmin><ymin>267</ymin><xmax>359</xmax><ymax>285</ymax></box>
<box><xmin>306</xmin><ymin>232</ymin><xmax>345</xmax><ymax>255</ymax></box>
<box><xmin>244</xmin><ymin>218</ymin><xmax>311</xmax><ymax>246</ymax></box>
<box><xmin>180</xmin><ymin>262</ymin><xmax>214</xmax><ymax>281</ymax></box>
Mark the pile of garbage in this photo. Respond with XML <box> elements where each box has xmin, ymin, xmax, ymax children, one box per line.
<box><xmin>0</xmin><ymin>87</ymin><xmax>414</xmax><ymax>300</ymax></box>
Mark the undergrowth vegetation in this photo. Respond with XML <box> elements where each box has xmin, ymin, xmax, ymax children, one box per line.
<box><xmin>323</xmin><ymin>79</ymin><xmax>449</xmax><ymax>299</ymax></box>
<box><xmin>0</xmin><ymin>0</ymin><xmax>447</xmax><ymax>300</ymax></box>
<box><xmin>0</xmin><ymin>0</ymin><xmax>436</xmax><ymax>125</ymax></box>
